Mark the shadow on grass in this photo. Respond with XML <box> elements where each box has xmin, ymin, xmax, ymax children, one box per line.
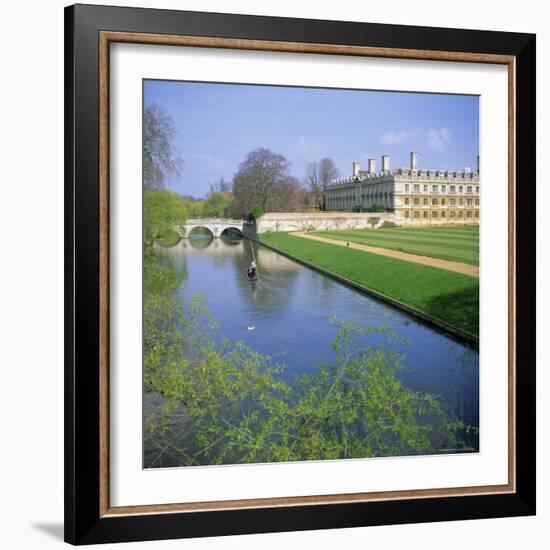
<box><xmin>424</xmin><ymin>286</ymin><xmax>479</xmax><ymax>336</ymax></box>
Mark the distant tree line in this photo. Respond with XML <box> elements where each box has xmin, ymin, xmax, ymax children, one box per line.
<box><xmin>143</xmin><ymin>102</ymin><xmax>342</xmax><ymax>224</ymax></box>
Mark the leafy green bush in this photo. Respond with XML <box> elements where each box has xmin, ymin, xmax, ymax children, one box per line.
<box><xmin>367</xmin><ymin>204</ymin><xmax>386</xmax><ymax>213</ymax></box>
<box><xmin>249</xmin><ymin>205</ymin><xmax>265</xmax><ymax>221</ymax></box>
<box><xmin>143</xmin><ymin>189</ymin><xmax>188</xmax><ymax>247</ymax></box>
<box><xmin>202</xmin><ymin>192</ymin><xmax>233</xmax><ymax>218</ymax></box>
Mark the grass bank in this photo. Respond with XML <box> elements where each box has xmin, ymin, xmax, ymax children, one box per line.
<box><xmin>312</xmin><ymin>225</ymin><xmax>479</xmax><ymax>266</ymax></box>
<box><xmin>260</xmin><ymin>232</ymin><xmax>479</xmax><ymax>337</ymax></box>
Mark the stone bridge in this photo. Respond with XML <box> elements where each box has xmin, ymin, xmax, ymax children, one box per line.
<box><xmin>175</xmin><ymin>218</ymin><xmax>246</xmax><ymax>238</ymax></box>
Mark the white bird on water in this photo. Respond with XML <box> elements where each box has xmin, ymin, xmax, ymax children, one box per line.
<box><xmin>247</xmin><ymin>326</ymin><xmax>255</xmax><ymax>331</ymax></box>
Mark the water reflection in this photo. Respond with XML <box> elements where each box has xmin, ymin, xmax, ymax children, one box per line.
<box><xmin>155</xmin><ymin>234</ymin><xmax>479</xmax><ymax>443</ymax></box>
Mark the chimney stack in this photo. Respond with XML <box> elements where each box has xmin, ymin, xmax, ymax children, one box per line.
<box><xmin>352</xmin><ymin>162</ymin><xmax>361</xmax><ymax>177</ymax></box>
<box><xmin>381</xmin><ymin>155</ymin><xmax>390</xmax><ymax>172</ymax></box>
<box><xmin>410</xmin><ymin>151</ymin><xmax>418</xmax><ymax>170</ymax></box>
<box><xmin>368</xmin><ymin>159</ymin><xmax>376</xmax><ymax>174</ymax></box>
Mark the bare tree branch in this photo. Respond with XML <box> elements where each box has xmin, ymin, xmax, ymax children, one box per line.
<box><xmin>143</xmin><ymin>103</ymin><xmax>183</xmax><ymax>189</ymax></box>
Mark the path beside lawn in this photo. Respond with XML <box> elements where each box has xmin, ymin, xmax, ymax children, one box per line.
<box><xmin>292</xmin><ymin>232</ymin><xmax>479</xmax><ymax>277</ymax></box>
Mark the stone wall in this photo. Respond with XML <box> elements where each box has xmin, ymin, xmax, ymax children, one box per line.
<box><xmin>256</xmin><ymin>212</ymin><xmax>399</xmax><ymax>233</ymax></box>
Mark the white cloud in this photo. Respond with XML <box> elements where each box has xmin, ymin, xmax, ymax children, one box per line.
<box><xmin>379</xmin><ymin>128</ymin><xmax>452</xmax><ymax>152</ymax></box>
<box><xmin>426</xmin><ymin>127</ymin><xmax>452</xmax><ymax>152</ymax></box>
<box><xmin>380</xmin><ymin>130</ymin><xmax>419</xmax><ymax>145</ymax></box>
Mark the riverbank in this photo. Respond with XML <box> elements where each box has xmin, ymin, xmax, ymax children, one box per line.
<box><xmin>259</xmin><ymin>232</ymin><xmax>479</xmax><ymax>339</ymax></box>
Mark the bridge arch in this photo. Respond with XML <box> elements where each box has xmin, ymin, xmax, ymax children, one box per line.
<box><xmin>187</xmin><ymin>225</ymin><xmax>215</xmax><ymax>238</ymax></box>
<box><xmin>220</xmin><ymin>226</ymin><xmax>243</xmax><ymax>237</ymax></box>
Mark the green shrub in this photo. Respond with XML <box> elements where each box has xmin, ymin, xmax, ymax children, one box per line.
<box><xmin>144</xmin><ymin>189</ymin><xmax>188</xmax><ymax>247</ymax></box>
<box><xmin>249</xmin><ymin>205</ymin><xmax>265</xmax><ymax>221</ymax></box>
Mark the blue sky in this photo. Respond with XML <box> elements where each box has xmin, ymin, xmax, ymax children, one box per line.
<box><xmin>144</xmin><ymin>80</ymin><xmax>479</xmax><ymax>198</ymax></box>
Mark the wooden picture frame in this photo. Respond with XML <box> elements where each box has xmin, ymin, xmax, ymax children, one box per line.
<box><xmin>65</xmin><ymin>3</ymin><xmax>536</xmax><ymax>545</ymax></box>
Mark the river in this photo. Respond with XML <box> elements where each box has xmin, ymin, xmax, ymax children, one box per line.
<box><xmin>152</xmin><ymin>232</ymin><xmax>479</xmax><ymax>454</ymax></box>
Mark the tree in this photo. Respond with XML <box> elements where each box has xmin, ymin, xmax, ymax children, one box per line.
<box><xmin>143</xmin><ymin>189</ymin><xmax>188</xmax><ymax>247</ymax></box>
<box><xmin>231</xmin><ymin>148</ymin><xmax>291</xmax><ymax>216</ymax></box>
<box><xmin>143</xmin><ymin>103</ymin><xmax>182</xmax><ymax>189</ymax></box>
<box><xmin>208</xmin><ymin>178</ymin><xmax>232</xmax><ymax>196</ymax></box>
<box><xmin>306</xmin><ymin>161</ymin><xmax>321</xmax><ymax>209</ymax></box>
<box><xmin>266</xmin><ymin>177</ymin><xmax>308</xmax><ymax>212</ymax></box>
<box><xmin>306</xmin><ymin>158</ymin><xmax>338</xmax><ymax>210</ymax></box>
<box><xmin>202</xmin><ymin>192</ymin><xmax>233</xmax><ymax>218</ymax></box>
<box><xmin>249</xmin><ymin>205</ymin><xmax>264</xmax><ymax>221</ymax></box>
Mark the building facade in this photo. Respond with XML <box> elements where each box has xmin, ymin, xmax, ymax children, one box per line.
<box><xmin>324</xmin><ymin>153</ymin><xmax>480</xmax><ymax>225</ymax></box>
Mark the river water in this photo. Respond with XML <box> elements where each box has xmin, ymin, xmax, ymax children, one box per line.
<box><xmin>154</xmin><ymin>233</ymin><xmax>479</xmax><ymax>451</ymax></box>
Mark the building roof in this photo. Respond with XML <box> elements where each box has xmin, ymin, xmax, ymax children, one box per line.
<box><xmin>328</xmin><ymin>168</ymin><xmax>479</xmax><ymax>187</ymax></box>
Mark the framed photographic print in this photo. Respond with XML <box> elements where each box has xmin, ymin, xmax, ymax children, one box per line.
<box><xmin>64</xmin><ymin>3</ymin><xmax>536</xmax><ymax>545</ymax></box>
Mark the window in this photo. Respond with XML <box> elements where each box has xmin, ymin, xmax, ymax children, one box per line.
<box><xmin>458</xmin><ymin>211</ymin><xmax>463</xmax><ymax>217</ymax></box>
<box><xmin>450</xmin><ymin>185</ymin><xmax>456</xmax><ymax>192</ymax></box>
<box><xmin>467</xmin><ymin>199</ymin><xmax>473</xmax><ymax>206</ymax></box>
<box><xmin>459</xmin><ymin>186</ymin><xmax>463</xmax><ymax>192</ymax></box>
<box><xmin>423</xmin><ymin>198</ymin><xmax>428</xmax><ymax>205</ymax></box>
<box><xmin>441</xmin><ymin>211</ymin><xmax>446</xmax><ymax>218</ymax></box>
<box><xmin>414</xmin><ymin>184</ymin><xmax>419</xmax><ymax>192</ymax></box>
<box><xmin>458</xmin><ymin>198</ymin><xmax>464</xmax><ymax>205</ymax></box>
<box><xmin>413</xmin><ymin>198</ymin><xmax>420</xmax><ymax>205</ymax></box>
<box><xmin>432</xmin><ymin>185</ymin><xmax>438</xmax><ymax>192</ymax></box>
<box><xmin>467</xmin><ymin>186</ymin><xmax>472</xmax><ymax>193</ymax></box>
<box><xmin>423</xmin><ymin>185</ymin><xmax>428</xmax><ymax>192</ymax></box>
<box><xmin>476</xmin><ymin>186</ymin><xmax>479</xmax><ymax>193</ymax></box>
<box><xmin>441</xmin><ymin>198</ymin><xmax>446</xmax><ymax>205</ymax></box>
<box><xmin>404</xmin><ymin>197</ymin><xmax>410</xmax><ymax>205</ymax></box>
<box><xmin>450</xmin><ymin>198</ymin><xmax>456</xmax><ymax>206</ymax></box>
<box><xmin>467</xmin><ymin>211</ymin><xmax>472</xmax><ymax>218</ymax></box>
<box><xmin>405</xmin><ymin>184</ymin><xmax>409</xmax><ymax>192</ymax></box>
<box><xmin>475</xmin><ymin>211</ymin><xmax>479</xmax><ymax>218</ymax></box>
<box><xmin>423</xmin><ymin>211</ymin><xmax>428</xmax><ymax>218</ymax></box>
<box><xmin>432</xmin><ymin>211</ymin><xmax>438</xmax><ymax>218</ymax></box>
<box><xmin>450</xmin><ymin>211</ymin><xmax>456</xmax><ymax>218</ymax></box>
<box><xmin>413</xmin><ymin>211</ymin><xmax>420</xmax><ymax>218</ymax></box>
<box><xmin>432</xmin><ymin>198</ymin><xmax>438</xmax><ymax>205</ymax></box>
<box><xmin>441</xmin><ymin>185</ymin><xmax>446</xmax><ymax>192</ymax></box>
<box><xmin>475</xmin><ymin>199</ymin><xmax>479</xmax><ymax>205</ymax></box>
<box><xmin>405</xmin><ymin>211</ymin><xmax>410</xmax><ymax>218</ymax></box>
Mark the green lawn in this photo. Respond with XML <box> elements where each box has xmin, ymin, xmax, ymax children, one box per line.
<box><xmin>311</xmin><ymin>225</ymin><xmax>479</xmax><ymax>265</ymax></box>
<box><xmin>261</xmin><ymin>232</ymin><xmax>479</xmax><ymax>336</ymax></box>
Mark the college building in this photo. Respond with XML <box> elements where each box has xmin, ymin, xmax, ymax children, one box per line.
<box><xmin>324</xmin><ymin>152</ymin><xmax>480</xmax><ymax>225</ymax></box>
